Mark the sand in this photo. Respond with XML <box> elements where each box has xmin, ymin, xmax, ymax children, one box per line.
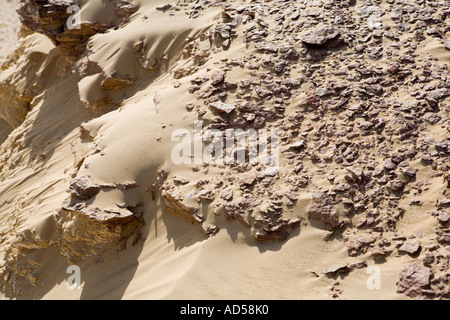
<box><xmin>0</xmin><ymin>0</ymin><xmax>448</xmax><ymax>300</ymax></box>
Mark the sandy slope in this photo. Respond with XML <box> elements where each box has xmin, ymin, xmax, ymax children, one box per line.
<box><xmin>0</xmin><ymin>0</ymin><xmax>448</xmax><ymax>300</ymax></box>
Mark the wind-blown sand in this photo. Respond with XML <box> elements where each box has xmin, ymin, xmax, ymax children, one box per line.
<box><xmin>0</xmin><ymin>0</ymin><xmax>448</xmax><ymax>300</ymax></box>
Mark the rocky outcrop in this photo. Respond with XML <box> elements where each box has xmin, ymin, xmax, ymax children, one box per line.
<box><xmin>18</xmin><ymin>0</ymin><xmax>115</xmax><ymax>59</ymax></box>
<box><xmin>161</xmin><ymin>189</ymin><xmax>208</xmax><ymax>235</ymax></box>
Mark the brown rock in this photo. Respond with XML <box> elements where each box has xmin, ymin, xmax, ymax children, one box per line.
<box><xmin>322</xmin><ymin>264</ymin><xmax>348</xmax><ymax>275</ymax></box>
<box><xmin>221</xmin><ymin>188</ymin><xmax>233</xmax><ymax>201</ymax></box>
<box><xmin>211</xmin><ymin>71</ymin><xmax>225</xmax><ymax>85</ymax></box>
<box><xmin>238</xmin><ymin>173</ymin><xmax>257</xmax><ymax>186</ymax></box>
<box><xmin>371</xmin><ymin>246</ymin><xmax>387</xmax><ymax>256</ymax></box>
<box><xmin>289</xmin><ymin>140</ymin><xmax>307</xmax><ymax>150</ymax></box>
<box><xmin>346</xmin><ymin>166</ymin><xmax>364</xmax><ymax>181</ymax></box>
<box><xmin>156</xmin><ymin>4</ymin><xmax>172</xmax><ymax>11</ymax></box>
<box><xmin>443</xmin><ymin>39</ymin><xmax>450</xmax><ymax>50</ymax></box>
<box><xmin>68</xmin><ymin>175</ymin><xmax>101</xmax><ymax>199</ymax></box>
<box><xmin>300</xmin><ymin>25</ymin><xmax>340</xmax><ymax>46</ymax></box>
<box><xmin>284</xmin><ymin>191</ymin><xmax>299</xmax><ymax>201</ymax></box>
<box><xmin>397</xmin><ymin>263</ymin><xmax>432</xmax><ymax>298</ymax></box>
<box><xmin>437</xmin><ymin>210</ymin><xmax>449</xmax><ymax>224</ymax></box>
<box><xmin>398</xmin><ymin>240</ymin><xmax>421</xmax><ymax>254</ymax></box>
<box><xmin>390</xmin><ymin>179</ymin><xmax>406</xmax><ymax>191</ymax></box>
<box><xmin>174</xmin><ymin>177</ymin><xmax>190</xmax><ymax>185</ymax></box>
<box><xmin>18</xmin><ymin>0</ymin><xmax>113</xmax><ymax>58</ymax></box>
<box><xmin>308</xmin><ymin>192</ymin><xmax>340</xmax><ymax>229</ymax></box>
<box><xmin>383</xmin><ymin>159</ymin><xmax>396</xmax><ymax>170</ymax></box>
<box><xmin>209</xmin><ymin>101</ymin><xmax>236</xmax><ymax>115</ymax></box>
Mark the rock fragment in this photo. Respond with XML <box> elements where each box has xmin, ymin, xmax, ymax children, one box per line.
<box><xmin>209</xmin><ymin>101</ymin><xmax>236</xmax><ymax>115</ymax></box>
<box><xmin>238</xmin><ymin>173</ymin><xmax>257</xmax><ymax>186</ymax></box>
<box><xmin>397</xmin><ymin>263</ymin><xmax>432</xmax><ymax>298</ymax></box>
<box><xmin>68</xmin><ymin>176</ymin><xmax>101</xmax><ymax>200</ymax></box>
<box><xmin>308</xmin><ymin>192</ymin><xmax>340</xmax><ymax>229</ymax></box>
<box><xmin>300</xmin><ymin>25</ymin><xmax>341</xmax><ymax>46</ymax></box>
<box><xmin>398</xmin><ymin>240</ymin><xmax>421</xmax><ymax>255</ymax></box>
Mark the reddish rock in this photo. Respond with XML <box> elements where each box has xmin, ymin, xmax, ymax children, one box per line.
<box><xmin>68</xmin><ymin>175</ymin><xmax>101</xmax><ymax>199</ymax></box>
<box><xmin>398</xmin><ymin>240</ymin><xmax>421</xmax><ymax>254</ymax></box>
<box><xmin>397</xmin><ymin>263</ymin><xmax>432</xmax><ymax>298</ymax></box>
<box><xmin>238</xmin><ymin>173</ymin><xmax>257</xmax><ymax>186</ymax></box>
<box><xmin>308</xmin><ymin>192</ymin><xmax>340</xmax><ymax>229</ymax></box>
<box><xmin>300</xmin><ymin>25</ymin><xmax>340</xmax><ymax>46</ymax></box>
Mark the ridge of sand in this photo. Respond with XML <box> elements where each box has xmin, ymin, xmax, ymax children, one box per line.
<box><xmin>0</xmin><ymin>0</ymin><xmax>448</xmax><ymax>300</ymax></box>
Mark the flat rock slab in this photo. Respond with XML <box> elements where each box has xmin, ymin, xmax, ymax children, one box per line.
<box><xmin>300</xmin><ymin>25</ymin><xmax>340</xmax><ymax>45</ymax></box>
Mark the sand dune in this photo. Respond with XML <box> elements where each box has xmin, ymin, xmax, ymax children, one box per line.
<box><xmin>0</xmin><ymin>0</ymin><xmax>448</xmax><ymax>300</ymax></box>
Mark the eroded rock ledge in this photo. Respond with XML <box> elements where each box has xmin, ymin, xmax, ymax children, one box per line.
<box><xmin>18</xmin><ymin>0</ymin><xmax>137</xmax><ymax>59</ymax></box>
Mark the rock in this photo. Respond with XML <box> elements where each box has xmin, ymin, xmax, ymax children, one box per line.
<box><xmin>18</xmin><ymin>0</ymin><xmax>113</xmax><ymax>58</ymax></box>
<box><xmin>437</xmin><ymin>231</ymin><xmax>450</xmax><ymax>243</ymax></box>
<box><xmin>264</xmin><ymin>167</ymin><xmax>279</xmax><ymax>177</ymax></box>
<box><xmin>383</xmin><ymin>159</ymin><xmax>397</xmax><ymax>170</ymax></box>
<box><xmin>348</xmin><ymin>261</ymin><xmax>368</xmax><ymax>271</ymax></box>
<box><xmin>423</xmin><ymin>113</ymin><xmax>441</xmax><ymax>125</ymax></box>
<box><xmin>68</xmin><ymin>175</ymin><xmax>101</xmax><ymax>199</ymax></box>
<box><xmin>322</xmin><ymin>264</ymin><xmax>348</xmax><ymax>275</ymax></box>
<box><xmin>435</xmin><ymin>140</ymin><xmax>449</xmax><ymax>153</ymax></box>
<box><xmin>156</xmin><ymin>4</ymin><xmax>172</xmax><ymax>11</ymax></box>
<box><xmin>238</xmin><ymin>173</ymin><xmax>257</xmax><ymax>186</ymax></box>
<box><xmin>443</xmin><ymin>39</ymin><xmax>450</xmax><ymax>50</ymax></box>
<box><xmin>397</xmin><ymin>263</ymin><xmax>432</xmax><ymax>298</ymax></box>
<box><xmin>334</xmin><ymin>183</ymin><xmax>351</xmax><ymax>192</ymax></box>
<box><xmin>300</xmin><ymin>25</ymin><xmax>340</xmax><ymax>46</ymax></box>
<box><xmin>401</xmin><ymin>167</ymin><xmax>417</xmax><ymax>179</ymax></box>
<box><xmin>221</xmin><ymin>188</ymin><xmax>233</xmax><ymax>201</ymax></box>
<box><xmin>101</xmin><ymin>72</ymin><xmax>136</xmax><ymax>90</ymax></box>
<box><xmin>346</xmin><ymin>166</ymin><xmax>364</xmax><ymax>181</ymax></box>
<box><xmin>211</xmin><ymin>71</ymin><xmax>225</xmax><ymax>85</ymax></box>
<box><xmin>174</xmin><ymin>176</ymin><xmax>190</xmax><ymax>185</ymax></box>
<box><xmin>437</xmin><ymin>200</ymin><xmax>450</xmax><ymax>208</ymax></box>
<box><xmin>371</xmin><ymin>246</ymin><xmax>387</xmax><ymax>257</ymax></box>
<box><xmin>162</xmin><ymin>190</ymin><xmax>207</xmax><ymax>234</ymax></box>
<box><xmin>308</xmin><ymin>192</ymin><xmax>340</xmax><ymax>229</ymax></box>
<box><xmin>205</xmin><ymin>225</ymin><xmax>219</xmax><ymax>235</ymax></box>
<box><xmin>115</xmin><ymin>2</ymin><xmax>139</xmax><ymax>18</ymax></box>
<box><xmin>426</xmin><ymin>89</ymin><xmax>450</xmax><ymax>105</ymax></box>
<box><xmin>390</xmin><ymin>179</ymin><xmax>406</xmax><ymax>191</ymax></box>
<box><xmin>398</xmin><ymin>240</ymin><xmax>421</xmax><ymax>254</ymax></box>
<box><xmin>198</xmin><ymin>189</ymin><xmax>215</xmax><ymax>201</ymax></box>
<box><xmin>285</xmin><ymin>48</ymin><xmax>300</xmax><ymax>61</ymax></box>
<box><xmin>209</xmin><ymin>101</ymin><xmax>236</xmax><ymax>115</ymax></box>
<box><xmin>437</xmin><ymin>210</ymin><xmax>449</xmax><ymax>224</ymax></box>
<box><xmin>284</xmin><ymin>191</ymin><xmax>299</xmax><ymax>201</ymax></box>
<box><xmin>289</xmin><ymin>140</ymin><xmax>307</xmax><ymax>150</ymax></box>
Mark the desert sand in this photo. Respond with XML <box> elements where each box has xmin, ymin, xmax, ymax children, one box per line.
<box><xmin>0</xmin><ymin>0</ymin><xmax>448</xmax><ymax>300</ymax></box>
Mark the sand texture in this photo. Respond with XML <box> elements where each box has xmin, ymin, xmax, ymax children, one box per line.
<box><xmin>0</xmin><ymin>0</ymin><xmax>448</xmax><ymax>300</ymax></box>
